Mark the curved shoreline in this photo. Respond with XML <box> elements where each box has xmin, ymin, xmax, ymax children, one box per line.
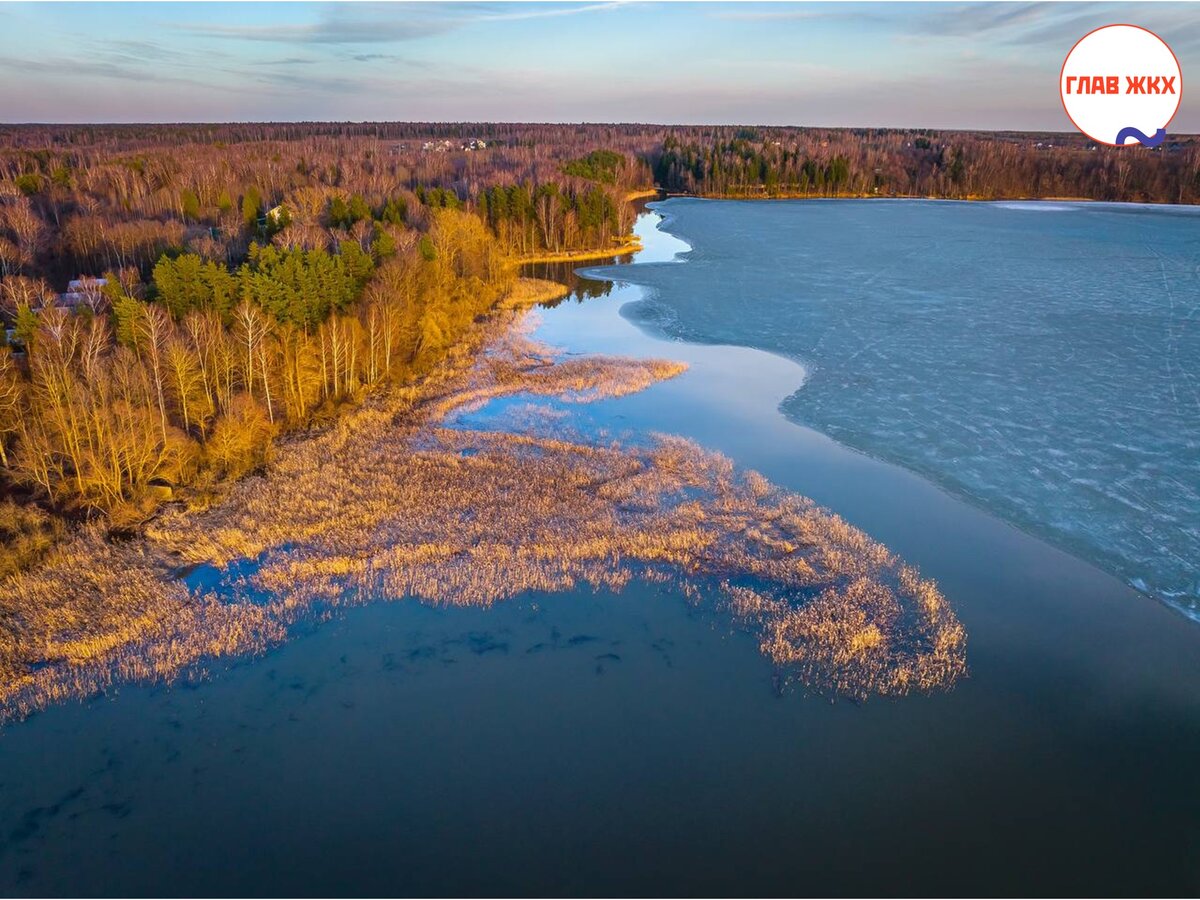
<box><xmin>516</xmin><ymin>242</ymin><xmax>642</xmax><ymax>266</ymax></box>
<box><xmin>0</xmin><ymin>249</ymin><xmax>972</xmax><ymax>720</ymax></box>
<box><xmin>1</xmin><ymin>202</ymin><xmax>1192</xmax><ymax>720</ymax></box>
<box><xmin>570</xmin><ymin>201</ymin><xmax>1199</xmax><ymax>624</ymax></box>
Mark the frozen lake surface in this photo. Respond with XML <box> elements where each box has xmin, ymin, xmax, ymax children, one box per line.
<box><xmin>3</xmin><ymin>207</ymin><xmax>1199</xmax><ymax>896</ymax></box>
<box><xmin>614</xmin><ymin>199</ymin><xmax>1200</xmax><ymax>617</ymax></box>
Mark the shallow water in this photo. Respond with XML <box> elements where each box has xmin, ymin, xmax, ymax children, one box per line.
<box><xmin>609</xmin><ymin>198</ymin><xmax>1200</xmax><ymax>617</ymax></box>
<box><xmin>1</xmin><ymin>209</ymin><xmax>1199</xmax><ymax>895</ymax></box>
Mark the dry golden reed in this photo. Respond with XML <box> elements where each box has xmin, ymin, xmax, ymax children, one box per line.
<box><xmin>495</xmin><ymin>276</ymin><xmax>572</xmax><ymax>310</ymax></box>
<box><xmin>0</xmin><ymin>303</ymin><xmax>965</xmax><ymax>722</ymax></box>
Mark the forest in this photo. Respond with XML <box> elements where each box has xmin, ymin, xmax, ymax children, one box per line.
<box><xmin>1</xmin><ymin>209</ymin><xmax>509</xmax><ymax>542</ymax></box>
<box><xmin>0</xmin><ymin>120</ymin><xmax>1197</xmax><ymax>575</ymax></box>
<box><xmin>651</xmin><ymin>127</ymin><xmax>1200</xmax><ymax>201</ymax></box>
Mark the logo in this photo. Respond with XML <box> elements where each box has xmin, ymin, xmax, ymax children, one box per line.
<box><xmin>1060</xmin><ymin>24</ymin><xmax>1182</xmax><ymax>146</ymax></box>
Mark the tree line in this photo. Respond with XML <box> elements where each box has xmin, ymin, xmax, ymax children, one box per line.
<box><xmin>0</xmin><ymin>210</ymin><xmax>510</xmax><ymax>531</ymax></box>
<box><xmin>0</xmin><ymin>124</ymin><xmax>653</xmax><ymax>287</ymax></box>
<box><xmin>651</xmin><ymin>127</ymin><xmax>1200</xmax><ymax>202</ymax></box>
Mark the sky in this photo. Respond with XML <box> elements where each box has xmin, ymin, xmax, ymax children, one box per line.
<box><xmin>0</xmin><ymin>1</ymin><xmax>1196</xmax><ymax>130</ymax></box>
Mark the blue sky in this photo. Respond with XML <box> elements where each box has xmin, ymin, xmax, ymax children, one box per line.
<box><xmin>0</xmin><ymin>1</ymin><xmax>1196</xmax><ymax>129</ymax></box>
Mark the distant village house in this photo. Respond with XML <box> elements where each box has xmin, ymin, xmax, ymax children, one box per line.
<box><xmin>57</xmin><ymin>276</ymin><xmax>107</xmax><ymax>311</ymax></box>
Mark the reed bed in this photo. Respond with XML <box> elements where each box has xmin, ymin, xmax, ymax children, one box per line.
<box><xmin>0</xmin><ymin>304</ymin><xmax>965</xmax><ymax>722</ymax></box>
<box><xmin>496</xmin><ymin>277</ymin><xmax>573</xmax><ymax>310</ymax></box>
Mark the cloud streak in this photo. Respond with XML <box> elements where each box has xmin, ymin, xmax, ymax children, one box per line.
<box><xmin>176</xmin><ymin>4</ymin><xmax>458</xmax><ymax>44</ymax></box>
<box><xmin>175</xmin><ymin>1</ymin><xmax>621</xmax><ymax>45</ymax></box>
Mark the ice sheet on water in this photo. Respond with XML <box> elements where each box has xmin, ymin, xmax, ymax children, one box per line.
<box><xmin>991</xmin><ymin>201</ymin><xmax>1080</xmax><ymax>212</ymax></box>
<box><xmin>591</xmin><ymin>199</ymin><xmax>1200</xmax><ymax>619</ymax></box>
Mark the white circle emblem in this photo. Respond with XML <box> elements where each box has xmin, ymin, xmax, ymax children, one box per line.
<box><xmin>1060</xmin><ymin>25</ymin><xmax>1182</xmax><ymax>146</ymax></box>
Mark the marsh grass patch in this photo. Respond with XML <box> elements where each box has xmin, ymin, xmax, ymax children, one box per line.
<box><xmin>0</xmin><ymin>307</ymin><xmax>965</xmax><ymax>722</ymax></box>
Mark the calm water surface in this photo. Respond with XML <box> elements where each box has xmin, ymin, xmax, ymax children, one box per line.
<box><xmin>1</xmin><ymin>206</ymin><xmax>1198</xmax><ymax>896</ymax></box>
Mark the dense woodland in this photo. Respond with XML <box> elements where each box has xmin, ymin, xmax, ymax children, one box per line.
<box><xmin>651</xmin><ymin>127</ymin><xmax>1200</xmax><ymax>201</ymax></box>
<box><xmin>0</xmin><ymin>120</ymin><xmax>1197</xmax><ymax>571</ymax></box>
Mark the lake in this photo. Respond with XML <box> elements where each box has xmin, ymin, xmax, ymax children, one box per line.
<box><xmin>1</xmin><ymin>202</ymin><xmax>1198</xmax><ymax>896</ymax></box>
<box><xmin>616</xmin><ymin>198</ymin><xmax>1200</xmax><ymax>618</ymax></box>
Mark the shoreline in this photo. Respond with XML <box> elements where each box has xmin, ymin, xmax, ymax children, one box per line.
<box><xmin>661</xmin><ymin>190</ymin><xmax>1197</xmax><ymax>206</ymax></box>
<box><xmin>541</xmin><ymin>205</ymin><xmax>1200</xmax><ymax>633</ymax></box>
<box><xmin>0</xmin><ymin>242</ymin><xmax>969</xmax><ymax>720</ymax></box>
<box><xmin>617</xmin><ymin>200</ymin><xmax>1200</xmax><ymax>622</ymax></box>
<box><xmin>496</xmin><ymin>276</ymin><xmax>572</xmax><ymax>310</ymax></box>
<box><xmin>4</xmin><ymin>199</ymin><xmax>1194</xmax><ymax>723</ymax></box>
<box><xmin>0</xmin><ymin>274</ymin><xmax>598</xmax><ymax>719</ymax></box>
<box><xmin>516</xmin><ymin>241</ymin><xmax>642</xmax><ymax>265</ymax></box>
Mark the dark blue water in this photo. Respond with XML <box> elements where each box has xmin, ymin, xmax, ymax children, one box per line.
<box><xmin>1</xmin><ymin>208</ymin><xmax>1199</xmax><ymax>896</ymax></box>
<box><xmin>613</xmin><ymin>199</ymin><xmax>1200</xmax><ymax>618</ymax></box>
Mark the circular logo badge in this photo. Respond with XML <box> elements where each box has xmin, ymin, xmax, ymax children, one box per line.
<box><xmin>1060</xmin><ymin>24</ymin><xmax>1182</xmax><ymax>146</ymax></box>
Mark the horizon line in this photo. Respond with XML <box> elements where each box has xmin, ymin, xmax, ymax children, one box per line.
<box><xmin>0</xmin><ymin>119</ymin><xmax>1173</xmax><ymax>137</ymax></box>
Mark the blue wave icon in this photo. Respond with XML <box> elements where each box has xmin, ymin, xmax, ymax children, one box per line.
<box><xmin>1115</xmin><ymin>127</ymin><xmax>1167</xmax><ymax>147</ymax></box>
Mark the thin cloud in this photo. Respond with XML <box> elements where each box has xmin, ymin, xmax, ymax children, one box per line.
<box><xmin>714</xmin><ymin>2</ymin><xmax>1093</xmax><ymax>43</ymax></box>
<box><xmin>176</xmin><ymin>4</ymin><xmax>460</xmax><ymax>44</ymax></box>
<box><xmin>910</xmin><ymin>2</ymin><xmax>1066</xmax><ymax>37</ymax></box>
<box><xmin>477</xmin><ymin>2</ymin><xmax>626</xmax><ymax>22</ymax></box>
<box><xmin>712</xmin><ymin>9</ymin><xmax>887</xmax><ymax>23</ymax></box>
<box><xmin>101</xmin><ymin>39</ymin><xmax>177</xmax><ymax>61</ymax></box>
<box><xmin>1014</xmin><ymin>5</ymin><xmax>1200</xmax><ymax>50</ymax></box>
<box><xmin>0</xmin><ymin>54</ymin><xmax>234</xmax><ymax>92</ymax></box>
<box><xmin>346</xmin><ymin>52</ymin><xmax>420</xmax><ymax>65</ymax></box>
<box><xmin>249</xmin><ymin>57</ymin><xmax>319</xmax><ymax>66</ymax></box>
<box><xmin>176</xmin><ymin>1</ymin><xmax>621</xmax><ymax>46</ymax></box>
